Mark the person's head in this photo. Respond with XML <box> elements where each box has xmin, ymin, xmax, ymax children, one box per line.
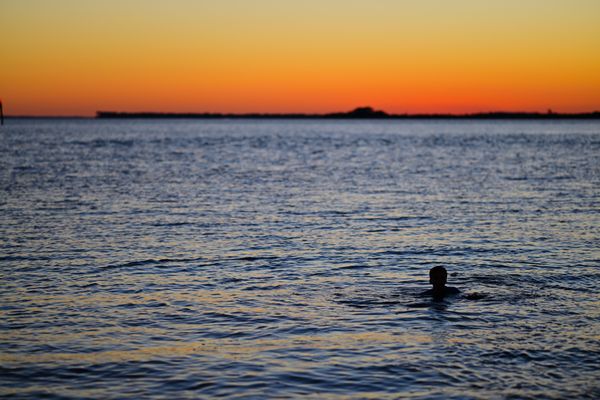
<box><xmin>429</xmin><ymin>266</ymin><xmax>448</xmax><ymax>289</ymax></box>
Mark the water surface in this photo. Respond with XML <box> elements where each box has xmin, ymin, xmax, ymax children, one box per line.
<box><xmin>1</xmin><ymin>119</ymin><xmax>599</xmax><ymax>399</ymax></box>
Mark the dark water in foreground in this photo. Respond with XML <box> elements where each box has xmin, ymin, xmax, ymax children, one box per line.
<box><xmin>1</xmin><ymin>119</ymin><xmax>599</xmax><ymax>399</ymax></box>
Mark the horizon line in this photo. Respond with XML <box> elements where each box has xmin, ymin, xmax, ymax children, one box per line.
<box><xmin>4</xmin><ymin>106</ymin><xmax>600</xmax><ymax>119</ymax></box>
<box><xmin>98</xmin><ymin>106</ymin><xmax>600</xmax><ymax>120</ymax></box>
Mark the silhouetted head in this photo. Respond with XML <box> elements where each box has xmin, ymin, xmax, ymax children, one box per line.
<box><xmin>429</xmin><ymin>266</ymin><xmax>448</xmax><ymax>290</ymax></box>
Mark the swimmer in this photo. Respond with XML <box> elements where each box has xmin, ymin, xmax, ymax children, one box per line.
<box><xmin>422</xmin><ymin>266</ymin><xmax>460</xmax><ymax>298</ymax></box>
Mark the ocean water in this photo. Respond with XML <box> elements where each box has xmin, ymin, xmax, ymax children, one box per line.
<box><xmin>1</xmin><ymin>119</ymin><xmax>599</xmax><ymax>399</ymax></box>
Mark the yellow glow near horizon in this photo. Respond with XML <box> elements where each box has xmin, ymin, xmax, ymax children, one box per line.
<box><xmin>1</xmin><ymin>0</ymin><xmax>599</xmax><ymax>115</ymax></box>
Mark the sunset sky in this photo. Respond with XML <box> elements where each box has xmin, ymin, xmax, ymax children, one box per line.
<box><xmin>1</xmin><ymin>0</ymin><xmax>600</xmax><ymax>116</ymax></box>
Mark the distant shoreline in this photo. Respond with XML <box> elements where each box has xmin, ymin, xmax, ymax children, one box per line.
<box><xmin>95</xmin><ymin>111</ymin><xmax>600</xmax><ymax>120</ymax></box>
<box><xmin>5</xmin><ymin>106</ymin><xmax>600</xmax><ymax>120</ymax></box>
<box><xmin>96</xmin><ymin>107</ymin><xmax>600</xmax><ymax>119</ymax></box>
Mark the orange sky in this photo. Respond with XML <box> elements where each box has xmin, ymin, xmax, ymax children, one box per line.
<box><xmin>1</xmin><ymin>0</ymin><xmax>600</xmax><ymax>116</ymax></box>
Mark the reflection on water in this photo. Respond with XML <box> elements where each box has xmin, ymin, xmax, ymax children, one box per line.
<box><xmin>1</xmin><ymin>119</ymin><xmax>599</xmax><ymax>399</ymax></box>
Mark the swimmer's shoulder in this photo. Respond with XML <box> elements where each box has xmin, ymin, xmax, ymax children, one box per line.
<box><xmin>446</xmin><ymin>287</ymin><xmax>460</xmax><ymax>295</ymax></box>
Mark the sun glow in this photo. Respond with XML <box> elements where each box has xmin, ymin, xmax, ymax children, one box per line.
<box><xmin>1</xmin><ymin>0</ymin><xmax>599</xmax><ymax>116</ymax></box>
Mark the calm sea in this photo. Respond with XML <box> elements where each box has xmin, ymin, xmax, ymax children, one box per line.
<box><xmin>1</xmin><ymin>119</ymin><xmax>599</xmax><ymax>399</ymax></box>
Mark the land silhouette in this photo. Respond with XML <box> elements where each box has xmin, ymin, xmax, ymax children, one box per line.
<box><xmin>96</xmin><ymin>106</ymin><xmax>600</xmax><ymax>120</ymax></box>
